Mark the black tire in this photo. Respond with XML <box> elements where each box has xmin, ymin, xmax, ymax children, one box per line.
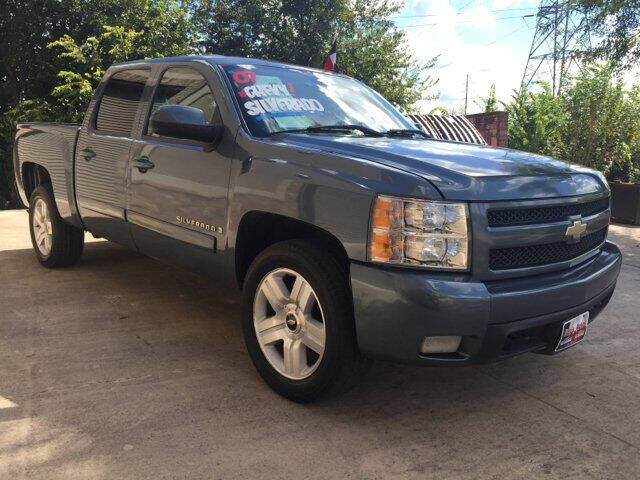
<box><xmin>28</xmin><ymin>185</ymin><xmax>84</xmax><ymax>268</ymax></box>
<box><xmin>242</xmin><ymin>239</ymin><xmax>371</xmax><ymax>402</ymax></box>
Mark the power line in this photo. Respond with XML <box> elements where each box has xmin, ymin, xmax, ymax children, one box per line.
<box><xmin>484</xmin><ymin>23</ymin><xmax>529</xmax><ymax>46</ymax></box>
<box><xmin>391</xmin><ymin>6</ymin><xmax>538</xmax><ymax>19</ymax></box>
<box><xmin>448</xmin><ymin>0</ymin><xmax>532</xmax><ymax>39</ymax></box>
<box><xmin>396</xmin><ymin>14</ymin><xmax>538</xmax><ymax>28</ymax></box>
<box><xmin>458</xmin><ymin>0</ymin><xmax>476</xmax><ymax>11</ymax></box>
<box><xmin>456</xmin><ymin>25</ymin><xmax>477</xmax><ymax>35</ymax></box>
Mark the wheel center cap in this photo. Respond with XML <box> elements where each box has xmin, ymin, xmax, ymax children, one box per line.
<box><xmin>285</xmin><ymin>314</ymin><xmax>298</xmax><ymax>332</ymax></box>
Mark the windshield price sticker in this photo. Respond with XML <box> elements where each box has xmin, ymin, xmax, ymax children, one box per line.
<box><xmin>228</xmin><ymin>67</ymin><xmax>325</xmax><ymax>120</ymax></box>
<box><xmin>237</xmin><ymin>82</ymin><xmax>324</xmax><ymax>118</ymax></box>
<box><xmin>232</xmin><ymin>70</ymin><xmax>256</xmax><ymax>84</ymax></box>
<box><xmin>244</xmin><ymin>97</ymin><xmax>324</xmax><ymax>116</ymax></box>
<box><xmin>241</xmin><ymin>83</ymin><xmax>294</xmax><ymax>98</ymax></box>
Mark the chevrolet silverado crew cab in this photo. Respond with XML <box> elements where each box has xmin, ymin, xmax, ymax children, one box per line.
<box><xmin>13</xmin><ymin>56</ymin><xmax>621</xmax><ymax>402</ymax></box>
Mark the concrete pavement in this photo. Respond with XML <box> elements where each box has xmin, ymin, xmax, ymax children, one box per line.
<box><xmin>1</xmin><ymin>208</ymin><xmax>639</xmax><ymax>479</ymax></box>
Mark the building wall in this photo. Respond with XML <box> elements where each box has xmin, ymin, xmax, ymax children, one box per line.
<box><xmin>465</xmin><ymin>111</ymin><xmax>509</xmax><ymax>147</ymax></box>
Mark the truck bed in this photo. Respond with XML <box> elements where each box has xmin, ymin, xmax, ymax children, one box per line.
<box><xmin>14</xmin><ymin>122</ymin><xmax>81</xmax><ymax>227</ymax></box>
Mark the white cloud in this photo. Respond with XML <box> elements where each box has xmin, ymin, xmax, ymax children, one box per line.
<box><xmin>458</xmin><ymin>5</ymin><xmax>499</xmax><ymax>29</ymax></box>
<box><xmin>399</xmin><ymin>0</ymin><xmax>535</xmax><ymax>113</ymax></box>
<box><xmin>396</xmin><ymin>0</ymin><xmax>638</xmax><ymax>113</ymax></box>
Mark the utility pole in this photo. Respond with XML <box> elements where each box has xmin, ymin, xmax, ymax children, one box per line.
<box><xmin>521</xmin><ymin>0</ymin><xmax>590</xmax><ymax>96</ymax></box>
<box><xmin>464</xmin><ymin>74</ymin><xmax>469</xmax><ymax>115</ymax></box>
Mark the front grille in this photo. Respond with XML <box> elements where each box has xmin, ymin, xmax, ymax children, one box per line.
<box><xmin>487</xmin><ymin>197</ymin><xmax>609</xmax><ymax>227</ymax></box>
<box><xmin>489</xmin><ymin>228</ymin><xmax>607</xmax><ymax>270</ymax></box>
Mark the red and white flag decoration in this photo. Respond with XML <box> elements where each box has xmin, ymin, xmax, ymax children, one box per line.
<box><xmin>323</xmin><ymin>39</ymin><xmax>337</xmax><ymax>71</ymax></box>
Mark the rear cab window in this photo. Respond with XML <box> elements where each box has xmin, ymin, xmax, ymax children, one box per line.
<box><xmin>94</xmin><ymin>69</ymin><xmax>150</xmax><ymax>135</ymax></box>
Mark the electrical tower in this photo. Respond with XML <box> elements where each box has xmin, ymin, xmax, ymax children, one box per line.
<box><xmin>521</xmin><ymin>0</ymin><xmax>590</xmax><ymax>96</ymax></box>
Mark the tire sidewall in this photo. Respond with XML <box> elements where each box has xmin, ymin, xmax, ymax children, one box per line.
<box><xmin>242</xmin><ymin>243</ymin><xmax>352</xmax><ymax>399</ymax></box>
<box><xmin>29</xmin><ymin>186</ymin><xmax>61</xmax><ymax>266</ymax></box>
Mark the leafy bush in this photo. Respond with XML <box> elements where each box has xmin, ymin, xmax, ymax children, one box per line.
<box><xmin>561</xmin><ymin>65</ymin><xmax>640</xmax><ymax>182</ymax></box>
<box><xmin>507</xmin><ymin>64</ymin><xmax>640</xmax><ymax>182</ymax></box>
<box><xmin>507</xmin><ymin>83</ymin><xmax>565</xmax><ymax>158</ymax></box>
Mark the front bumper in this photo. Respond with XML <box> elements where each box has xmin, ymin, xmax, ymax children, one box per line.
<box><xmin>350</xmin><ymin>241</ymin><xmax>621</xmax><ymax>365</ymax></box>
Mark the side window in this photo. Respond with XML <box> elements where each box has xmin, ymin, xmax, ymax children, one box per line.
<box><xmin>146</xmin><ymin>67</ymin><xmax>220</xmax><ymax>136</ymax></box>
<box><xmin>95</xmin><ymin>69</ymin><xmax>149</xmax><ymax>135</ymax></box>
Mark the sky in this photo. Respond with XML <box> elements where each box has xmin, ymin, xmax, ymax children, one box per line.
<box><xmin>392</xmin><ymin>0</ymin><xmax>546</xmax><ymax>114</ymax></box>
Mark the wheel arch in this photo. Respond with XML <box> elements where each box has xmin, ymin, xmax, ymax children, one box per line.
<box><xmin>234</xmin><ymin>211</ymin><xmax>350</xmax><ymax>289</ymax></box>
<box><xmin>22</xmin><ymin>162</ymin><xmax>52</xmax><ymax>200</ymax></box>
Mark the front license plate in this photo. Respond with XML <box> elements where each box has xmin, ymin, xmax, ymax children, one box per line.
<box><xmin>555</xmin><ymin>312</ymin><xmax>590</xmax><ymax>352</ymax></box>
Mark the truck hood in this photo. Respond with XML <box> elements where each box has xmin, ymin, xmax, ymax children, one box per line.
<box><xmin>279</xmin><ymin>135</ymin><xmax>607</xmax><ymax>201</ymax></box>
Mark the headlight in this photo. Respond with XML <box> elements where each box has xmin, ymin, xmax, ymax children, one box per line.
<box><xmin>369</xmin><ymin>195</ymin><xmax>470</xmax><ymax>270</ymax></box>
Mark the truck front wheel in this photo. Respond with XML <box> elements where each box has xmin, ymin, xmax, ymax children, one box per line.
<box><xmin>242</xmin><ymin>240</ymin><xmax>370</xmax><ymax>402</ymax></box>
<box><xmin>28</xmin><ymin>185</ymin><xmax>84</xmax><ymax>268</ymax></box>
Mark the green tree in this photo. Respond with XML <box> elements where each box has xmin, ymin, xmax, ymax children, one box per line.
<box><xmin>506</xmin><ymin>65</ymin><xmax>640</xmax><ymax>182</ymax></box>
<box><xmin>629</xmin><ymin>86</ymin><xmax>640</xmax><ymax>181</ymax></box>
<box><xmin>577</xmin><ymin>0</ymin><xmax>640</xmax><ymax>69</ymax></box>
<box><xmin>47</xmin><ymin>3</ymin><xmax>197</xmax><ymax>122</ymax></box>
<box><xmin>506</xmin><ymin>83</ymin><xmax>565</xmax><ymax>157</ymax></box>
<box><xmin>0</xmin><ymin>0</ymin><xmax>197</xmax><ymax>208</ymax></box>
<box><xmin>561</xmin><ymin>64</ymin><xmax>640</xmax><ymax>181</ymax></box>
<box><xmin>476</xmin><ymin>84</ymin><xmax>499</xmax><ymax>113</ymax></box>
<box><xmin>194</xmin><ymin>0</ymin><xmax>437</xmax><ymax>110</ymax></box>
<box><xmin>335</xmin><ymin>0</ymin><xmax>438</xmax><ymax>110</ymax></box>
<box><xmin>0</xmin><ymin>0</ymin><xmax>92</xmax><ymax>208</ymax></box>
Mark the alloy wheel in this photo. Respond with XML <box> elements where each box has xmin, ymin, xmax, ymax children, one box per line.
<box><xmin>32</xmin><ymin>198</ymin><xmax>53</xmax><ymax>256</ymax></box>
<box><xmin>253</xmin><ymin>268</ymin><xmax>326</xmax><ymax>380</ymax></box>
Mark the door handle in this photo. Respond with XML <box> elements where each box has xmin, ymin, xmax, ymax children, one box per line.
<box><xmin>80</xmin><ymin>148</ymin><xmax>96</xmax><ymax>161</ymax></box>
<box><xmin>132</xmin><ymin>156</ymin><xmax>155</xmax><ymax>173</ymax></box>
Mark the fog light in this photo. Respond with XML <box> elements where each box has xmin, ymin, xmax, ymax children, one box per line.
<box><xmin>420</xmin><ymin>336</ymin><xmax>462</xmax><ymax>354</ymax></box>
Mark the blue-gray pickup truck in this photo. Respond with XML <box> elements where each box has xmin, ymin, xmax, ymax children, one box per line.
<box><xmin>13</xmin><ymin>55</ymin><xmax>621</xmax><ymax>401</ymax></box>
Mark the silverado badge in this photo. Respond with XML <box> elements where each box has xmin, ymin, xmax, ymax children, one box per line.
<box><xmin>176</xmin><ymin>216</ymin><xmax>223</xmax><ymax>234</ymax></box>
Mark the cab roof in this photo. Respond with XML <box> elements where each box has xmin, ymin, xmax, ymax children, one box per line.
<box><xmin>114</xmin><ymin>55</ymin><xmax>335</xmax><ymax>75</ymax></box>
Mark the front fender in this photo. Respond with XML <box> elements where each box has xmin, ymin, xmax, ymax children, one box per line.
<box><xmin>227</xmin><ymin>132</ymin><xmax>442</xmax><ymax>261</ymax></box>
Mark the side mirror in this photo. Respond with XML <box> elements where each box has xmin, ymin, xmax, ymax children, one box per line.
<box><xmin>149</xmin><ymin>104</ymin><xmax>223</xmax><ymax>144</ymax></box>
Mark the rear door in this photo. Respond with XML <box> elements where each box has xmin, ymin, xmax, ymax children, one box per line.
<box><xmin>127</xmin><ymin>63</ymin><xmax>234</xmax><ymax>273</ymax></box>
<box><xmin>75</xmin><ymin>67</ymin><xmax>151</xmax><ymax>247</ymax></box>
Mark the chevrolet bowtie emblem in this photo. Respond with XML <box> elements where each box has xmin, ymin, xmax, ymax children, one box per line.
<box><xmin>565</xmin><ymin>219</ymin><xmax>587</xmax><ymax>242</ymax></box>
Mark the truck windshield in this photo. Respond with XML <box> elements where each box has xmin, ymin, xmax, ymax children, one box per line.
<box><xmin>223</xmin><ymin>64</ymin><xmax>413</xmax><ymax>137</ymax></box>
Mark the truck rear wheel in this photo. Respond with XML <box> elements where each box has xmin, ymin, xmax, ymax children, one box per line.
<box><xmin>28</xmin><ymin>185</ymin><xmax>84</xmax><ymax>268</ymax></box>
<box><xmin>242</xmin><ymin>240</ymin><xmax>370</xmax><ymax>402</ymax></box>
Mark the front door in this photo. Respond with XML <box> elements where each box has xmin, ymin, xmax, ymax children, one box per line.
<box><xmin>127</xmin><ymin>64</ymin><xmax>233</xmax><ymax>273</ymax></box>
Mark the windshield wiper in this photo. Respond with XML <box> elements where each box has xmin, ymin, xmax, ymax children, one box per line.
<box><xmin>383</xmin><ymin>128</ymin><xmax>432</xmax><ymax>138</ymax></box>
<box><xmin>271</xmin><ymin>124</ymin><xmax>384</xmax><ymax>137</ymax></box>
<box><xmin>270</xmin><ymin>125</ymin><xmax>432</xmax><ymax>138</ymax></box>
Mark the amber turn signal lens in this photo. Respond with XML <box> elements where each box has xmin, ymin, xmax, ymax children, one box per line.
<box><xmin>372</xmin><ymin>196</ymin><xmax>392</xmax><ymax>229</ymax></box>
<box><xmin>372</xmin><ymin>196</ymin><xmax>402</xmax><ymax>230</ymax></box>
<box><xmin>370</xmin><ymin>231</ymin><xmax>391</xmax><ymax>262</ymax></box>
<box><xmin>370</xmin><ymin>196</ymin><xmax>403</xmax><ymax>262</ymax></box>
